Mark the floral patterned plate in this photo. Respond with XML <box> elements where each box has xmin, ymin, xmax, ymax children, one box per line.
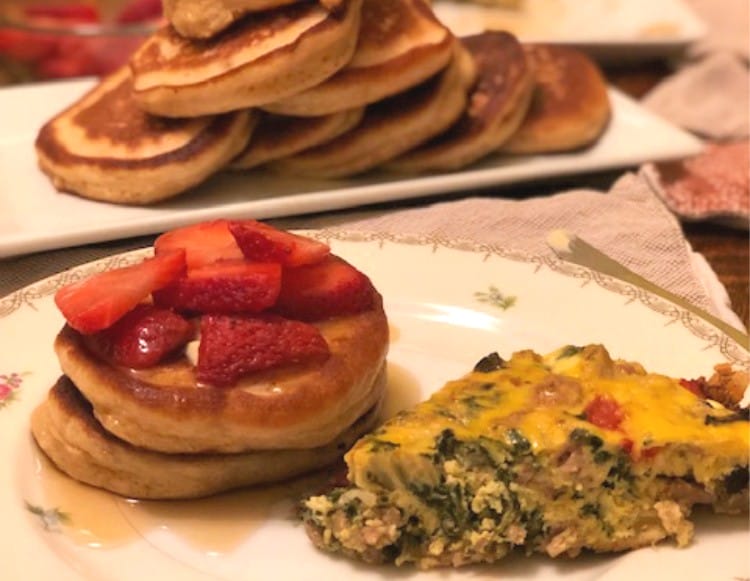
<box><xmin>0</xmin><ymin>232</ymin><xmax>747</xmax><ymax>581</ymax></box>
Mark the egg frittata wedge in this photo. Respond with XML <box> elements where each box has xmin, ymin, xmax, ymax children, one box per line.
<box><xmin>301</xmin><ymin>344</ymin><xmax>749</xmax><ymax>568</ymax></box>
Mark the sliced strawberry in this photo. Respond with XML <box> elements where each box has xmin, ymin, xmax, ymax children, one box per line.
<box><xmin>116</xmin><ymin>0</ymin><xmax>162</xmax><ymax>24</ymax></box>
<box><xmin>153</xmin><ymin>260</ymin><xmax>281</xmax><ymax>314</ymax></box>
<box><xmin>228</xmin><ymin>220</ymin><xmax>330</xmax><ymax>267</ymax></box>
<box><xmin>87</xmin><ymin>304</ymin><xmax>193</xmax><ymax>368</ymax></box>
<box><xmin>36</xmin><ymin>39</ymin><xmax>98</xmax><ymax>79</ymax></box>
<box><xmin>275</xmin><ymin>256</ymin><xmax>374</xmax><ymax>321</ymax></box>
<box><xmin>154</xmin><ymin>220</ymin><xmax>244</xmax><ymax>270</ymax></box>
<box><xmin>197</xmin><ymin>314</ymin><xmax>330</xmax><ymax>386</ymax></box>
<box><xmin>24</xmin><ymin>4</ymin><xmax>100</xmax><ymax>23</ymax></box>
<box><xmin>0</xmin><ymin>30</ymin><xmax>57</xmax><ymax>64</ymax></box>
<box><xmin>55</xmin><ymin>251</ymin><xmax>186</xmax><ymax>334</ymax></box>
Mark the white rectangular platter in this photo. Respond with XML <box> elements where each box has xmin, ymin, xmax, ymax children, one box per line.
<box><xmin>0</xmin><ymin>78</ymin><xmax>702</xmax><ymax>259</ymax></box>
<box><xmin>432</xmin><ymin>0</ymin><xmax>707</xmax><ymax>61</ymax></box>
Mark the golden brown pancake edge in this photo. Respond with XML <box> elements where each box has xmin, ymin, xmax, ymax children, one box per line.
<box><xmin>130</xmin><ymin>0</ymin><xmax>364</xmax><ymax>117</ymax></box>
<box><xmin>54</xmin><ymin>291</ymin><xmax>389</xmax><ymax>454</ymax></box>
<box><xmin>500</xmin><ymin>43</ymin><xmax>612</xmax><ymax>154</ymax></box>
<box><xmin>31</xmin><ymin>375</ymin><xmax>385</xmax><ymax>499</ymax></box>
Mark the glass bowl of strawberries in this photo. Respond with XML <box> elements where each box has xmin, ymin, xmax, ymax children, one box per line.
<box><xmin>0</xmin><ymin>0</ymin><xmax>161</xmax><ymax>83</ymax></box>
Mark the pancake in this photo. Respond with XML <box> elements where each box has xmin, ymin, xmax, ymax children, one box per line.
<box><xmin>31</xmin><ymin>375</ymin><xmax>383</xmax><ymax>499</ymax></box>
<box><xmin>230</xmin><ymin>107</ymin><xmax>364</xmax><ymax>169</ymax></box>
<box><xmin>385</xmin><ymin>31</ymin><xmax>535</xmax><ymax>173</ymax></box>
<box><xmin>500</xmin><ymin>44</ymin><xmax>611</xmax><ymax>154</ymax></box>
<box><xmin>130</xmin><ymin>0</ymin><xmax>363</xmax><ymax>117</ymax></box>
<box><xmin>269</xmin><ymin>43</ymin><xmax>476</xmax><ymax>178</ymax></box>
<box><xmin>163</xmin><ymin>0</ymin><xmax>301</xmax><ymax>39</ymax></box>
<box><xmin>54</xmin><ymin>292</ymin><xmax>389</xmax><ymax>454</ymax></box>
<box><xmin>262</xmin><ymin>0</ymin><xmax>455</xmax><ymax>116</ymax></box>
<box><xmin>35</xmin><ymin>66</ymin><xmax>254</xmax><ymax>205</ymax></box>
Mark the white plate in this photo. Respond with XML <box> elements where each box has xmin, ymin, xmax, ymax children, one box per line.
<box><xmin>1</xmin><ymin>233</ymin><xmax>748</xmax><ymax>580</ymax></box>
<box><xmin>0</xmin><ymin>79</ymin><xmax>702</xmax><ymax>259</ymax></box>
<box><xmin>433</xmin><ymin>0</ymin><xmax>707</xmax><ymax>61</ymax></box>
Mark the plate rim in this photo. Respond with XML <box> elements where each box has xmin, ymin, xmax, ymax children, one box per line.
<box><xmin>432</xmin><ymin>0</ymin><xmax>708</xmax><ymax>48</ymax></box>
<box><xmin>1</xmin><ymin>230</ymin><xmax>746</xmax><ymax>365</ymax></box>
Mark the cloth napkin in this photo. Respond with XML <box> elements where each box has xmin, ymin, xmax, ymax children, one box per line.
<box><xmin>642</xmin><ymin>0</ymin><xmax>750</xmax><ymax>141</ymax></box>
<box><xmin>646</xmin><ymin>140</ymin><xmax>749</xmax><ymax>226</ymax></box>
<box><xmin>275</xmin><ymin>169</ymin><xmax>745</xmax><ymax>332</ymax></box>
<box><xmin>639</xmin><ymin>0</ymin><xmax>749</xmax><ymax>225</ymax></box>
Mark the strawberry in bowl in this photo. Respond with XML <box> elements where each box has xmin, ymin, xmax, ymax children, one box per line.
<box><xmin>0</xmin><ymin>0</ymin><xmax>162</xmax><ymax>80</ymax></box>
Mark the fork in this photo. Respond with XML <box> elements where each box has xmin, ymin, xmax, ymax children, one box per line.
<box><xmin>546</xmin><ymin>229</ymin><xmax>749</xmax><ymax>349</ymax></box>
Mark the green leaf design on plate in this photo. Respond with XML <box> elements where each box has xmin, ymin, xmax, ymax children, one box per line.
<box><xmin>25</xmin><ymin>501</ymin><xmax>70</xmax><ymax>531</ymax></box>
<box><xmin>474</xmin><ymin>286</ymin><xmax>517</xmax><ymax>311</ymax></box>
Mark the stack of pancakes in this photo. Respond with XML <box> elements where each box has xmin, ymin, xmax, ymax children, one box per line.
<box><xmin>31</xmin><ymin>243</ymin><xmax>390</xmax><ymax>500</ymax></box>
<box><xmin>34</xmin><ymin>0</ymin><xmax>611</xmax><ymax>204</ymax></box>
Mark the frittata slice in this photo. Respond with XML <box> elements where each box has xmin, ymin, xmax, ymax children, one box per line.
<box><xmin>301</xmin><ymin>344</ymin><xmax>749</xmax><ymax>568</ymax></box>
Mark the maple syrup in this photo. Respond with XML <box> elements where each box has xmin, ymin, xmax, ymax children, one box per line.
<box><xmin>30</xmin><ymin>362</ymin><xmax>421</xmax><ymax>553</ymax></box>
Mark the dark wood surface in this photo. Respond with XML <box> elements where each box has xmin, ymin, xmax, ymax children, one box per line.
<box><xmin>682</xmin><ymin>222</ymin><xmax>749</xmax><ymax>330</ymax></box>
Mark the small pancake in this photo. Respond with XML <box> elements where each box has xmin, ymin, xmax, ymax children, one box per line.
<box><xmin>31</xmin><ymin>375</ymin><xmax>383</xmax><ymax>499</ymax></box>
<box><xmin>385</xmin><ymin>31</ymin><xmax>535</xmax><ymax>173</ymax></box>
<box><xmin>230</xmin><ymin>107</ymin><xmax>364</xmax><ymax>170</ymax></box>
<box><xmin>269</xmin><ymin>43</ymin><xmax>476</xmax><ymax>178</ymax></box>
<box><xmin>35</xmin><ymin>66</ymin><xmax>253</xmax><ymax>205</ymax></box>
<box><xmin>54</xmin><ymin>292</ymin><xmax>389</xmax><ymax>454</ymax></box>
<box><xmin>262</xmin><ymin>0</ymin><xmax>455</xmax><ymax>116</ymax></box>
<box><xmin>500</xmin><ymin>44</ymin><xmax>611</xmax><ymax>154</ymax></box>
<box><xmin>164</xmin><ymin>0</ymin><xmax>300</xmax><ymax>39</ymax></box>
<box><xmin>130</xmin><ymin>0</ymin><xmax>363</xmax><ymax>117</ymax></box>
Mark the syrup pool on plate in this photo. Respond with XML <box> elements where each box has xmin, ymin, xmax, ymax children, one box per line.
<box><xmin>27</xmin><ymin>362</ymin><xmax>422</xmax><ymax>554</ymax></box>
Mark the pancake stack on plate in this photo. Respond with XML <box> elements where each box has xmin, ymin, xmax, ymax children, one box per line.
<box><xmin>31</xmin><ymin>219</ymin><xmax>390</xmax><ymax>499</ymax></box>
<box><xmin>34</xmin><ymin>0</ymin><xmax>612</xmax><ymax>205</ymax></box>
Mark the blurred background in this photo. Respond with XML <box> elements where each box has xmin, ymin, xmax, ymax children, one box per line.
<box><xmin>0</xmin><ymin>0</ymin><xmax>161</xmax><ymax>83</ymax></box>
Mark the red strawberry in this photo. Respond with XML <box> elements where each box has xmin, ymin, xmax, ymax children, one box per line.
<box><xmin>87</xmin><ymin>304</ymin><xmax>193</xmax><ymax>368</ymax></box>
<box><xmin>116</xmin><ymin>0</ymin><xmax>162</xmax><ymax>23</ymax></box>
<box><xmin>275</xmin><ymin>256</ymin><xmax>374</xmax><ymax>321</ymax></box>
<box><xmin>24</xmin><ymin>4</ymin><xmax>100</xmax><ymax>23</ymax></box>
<box><xmin>36</xmin><ymin>40</ymin><xmax>98</xmax><ymax>79</ymax></box>
<box><xmin>197</xmin><ymin>314</ymin><xmax>330</xmax><ymax>386</ymax></box>
<box><xmin>154</xmin><ymin>220</ymin><xmax>244</xmax><ymax>270</ymax></box>
<box><xmin>0</xmin><ymin>30</ymin><xmax>57</xmax><ymax>64</ymax></box>
<box><xmin>153</xmin><ymin>260</ymin><xmax>281</xmax><ymax>314</ymax></box>
<box><xmin>229</xmin><ymin>220</ymin><xmax>330</xmax><ymax>267</ymax></box>
<box><xmin>55</xmin><ymin>251</ymin><xmax>186</xmax><ymax>334</ymax></box>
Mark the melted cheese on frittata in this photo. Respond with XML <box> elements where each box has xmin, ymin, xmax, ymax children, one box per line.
<box><xmin>347</xmin><ymin>345</ymin><xmax>748</xmax><ymax>485</ymax></box>
<box><xmin>303</xmin><ymin>344</ymin><xmax>749</xmax><ymax>569</ymax></box>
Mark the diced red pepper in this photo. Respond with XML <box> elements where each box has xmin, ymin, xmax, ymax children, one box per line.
<box><xmin>584</xmin><ymin>395</ymin><xmax>625</xmax><ymax>431</ymax></box>
<box><xmin>679</xmin><ymin>377</ymin><xmax>706</xmax><ymax>398</ymax></box>
<box><xmin>641</xmin><ymin>446</ymin><xmax>663</xmax><ymax>460</ymax></box>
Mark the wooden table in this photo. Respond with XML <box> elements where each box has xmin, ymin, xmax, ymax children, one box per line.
<box><xmin>683</xmin><ymin>222</ymin><xmax>749</xmax><ymax>330</ymax></box>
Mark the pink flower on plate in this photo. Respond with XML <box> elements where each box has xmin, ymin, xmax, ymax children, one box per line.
<box><xmin>0</xmin><ymin>372</ymin><xmax>25</xmax><ymax>409</ymax></box>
